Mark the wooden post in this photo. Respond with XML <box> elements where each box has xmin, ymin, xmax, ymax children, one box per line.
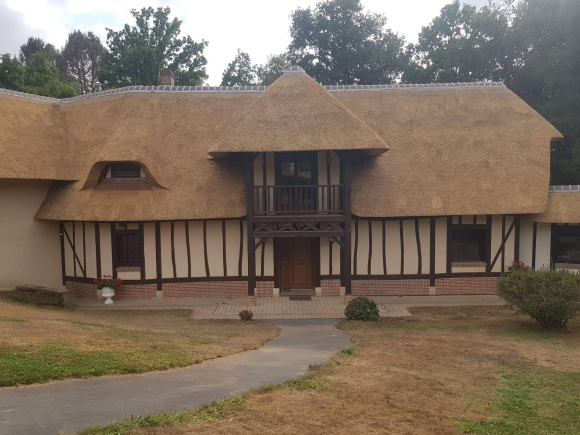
<box><xmin>155</xmin><ymin>222</ymin><xmax>162</xmax><ymax>291</ymax></box>
<box><xmin>342</xmin><ymin>153</ymin><xmax>352</xmax><ymax>294</ymax></box>
<box><xmin>95</xmin><ymin>222</ymin><xmax>101</xmax><ymax>279</ymax></box>
<box><xmin>429</xmin><ymin>217</ymin><xmax>436</xmax><ymax>286</ymax></box>
<box><xmin>246</xmin><ymin>154</ymin><xmax>256</xmax><ymax>296</ymax></box>
<box><xmin>514</xmin><ymin>215</ymin><xmax>521</xmax><ymax>263</ymax></box>
<box><xmin>60</xmin><ymin>222</ymin><xmax>66</xmax><ymax>285</ymax></box>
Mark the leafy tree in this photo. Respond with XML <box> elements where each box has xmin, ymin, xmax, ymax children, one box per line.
<box><xmin>256</xmin><ymin>53</ymin><xmax>288</xmax><ymax>86</ymax></box>
<box><xmin>61</xmin><ymin>30</ymin><xmax>104</xmax><ymax>94</ymax></box>
<box><xmin>221</xmin><ymin>49</ymin><xmax>256</xmax><ymax>86</ymax></box>
<box><xmin>19</xmin><ymin>37</ymin><xmax>56</xmax><ymax>64</ymax></box>
<box><xmin>404</xmin><ymin>1</ymin><xmax>513</xmax><ymax>83</ymax></box>
<box><xmin>99</xmin><ymin>7</ymin><xmax>208</xmax><ymax>88</ymax></box>
<box><xmin>287</xmin><ymin>0</ymin><xmax>407</xmax><ymax>85</ymax></box>
<box><xmin>0</xmin><ymin>52</ymin><xmax>78</xmax><ymax>98</ymax></box>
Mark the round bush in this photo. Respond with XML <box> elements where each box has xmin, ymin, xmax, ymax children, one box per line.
<box><xmin>239</xmin><ymin>309</ymin><xmax>254</xmax><ymax>321</ymax></box>
<box><xmin>344</xmin><ymin>297</ymin><xmax>379</xmax><ymax>321</ymax></box>
<box><xmin>498</xmin><ymin>268</ymin><xmax>580</xmax><ymax>330</ymax></box>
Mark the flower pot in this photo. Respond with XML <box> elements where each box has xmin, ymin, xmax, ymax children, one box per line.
<box><xmin>101</xmin><ymin>287</ymin><xmax>115</xmax><ymax>305</ymax></box>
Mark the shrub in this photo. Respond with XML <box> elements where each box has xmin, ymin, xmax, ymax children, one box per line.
<box><xmin>239</xmin><ymin>310</ymin><xmax>253</xmax><ymax>321</ymax></box>
<box><xmin>497</xmin><ymin>268</ymin><xmax>580</xmax><ymax>330</ymax></box>
<box><xmin>9</xmin><ymin>289</ymin><xmax>67</xmax><ymax>307</ymax></box>
<box><xmin>344</xmin><ymin>297</ymin><xmax>379</xmax><ymax>321</ymax></box>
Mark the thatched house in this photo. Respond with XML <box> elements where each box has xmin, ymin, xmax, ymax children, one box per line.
<box><xmin>1</xmin><ymin>66</ymin><xmax>576</xmax><ymax>300</ymax></box>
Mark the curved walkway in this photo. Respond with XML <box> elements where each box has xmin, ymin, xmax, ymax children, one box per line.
<box><xmin>0</xmin><ymin>319</ymin><xmax>351</xmax><ymax>435</ymax></box>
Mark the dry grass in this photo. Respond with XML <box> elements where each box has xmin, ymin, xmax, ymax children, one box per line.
<box><xmin>99</xmin><ymin>306</ymin><xmax>580</xmax><ymax>435</ymax></box>
<box><xmin>0</xmin><ymin>299</ymin><xmax>278</xmax><ymax>386</ymax></box>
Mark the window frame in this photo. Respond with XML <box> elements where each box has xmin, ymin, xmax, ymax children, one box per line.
<box><xmin>113</xmin><ymin>225</ymin><xmax>144</xmax><ymax>270</ymax></box>
<box><xmin>110</xmin><ymin>163</ymin><xmax>141</xmax><ymax>179</ymax></box>
<box><xmin>551</xmin><ymin>224</ymin><xmax>580</xmax><ymax>265</ymax></box>
<box><xmin>448</xmin><ymin>226</ymin><xmax>488</xmax><ymax>264</ymax></box>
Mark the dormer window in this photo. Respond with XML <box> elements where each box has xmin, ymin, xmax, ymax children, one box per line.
<box><xmin>111</xmin><ymin>163</ymin><xmax>141</xmax><ymax>179</ymax></box>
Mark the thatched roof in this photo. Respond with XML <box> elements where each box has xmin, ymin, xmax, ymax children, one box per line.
<box><xmin>0</xmin><ymin>69</ymin><xmax>562</xmax><ymax>221</ymax></box>
<box><xmin>528</xmin><ymin>187</ymin><xmax>580</xmax><ymax>223</ymax></box>
<box><xmin>332</xmin><ymin>86</ymin><xmax>562</xmax><ymax>217</ymax></box>
<box><xmin>208</xmin><ymin>66</ymin><xmax>389</xmax><ymax>157</ymax></box>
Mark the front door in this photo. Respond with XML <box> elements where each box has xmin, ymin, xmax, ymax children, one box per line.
<box><xmin>279</xmin><ymin>238</ymin><xmax>317</xmax><ymax>289</ymax></box>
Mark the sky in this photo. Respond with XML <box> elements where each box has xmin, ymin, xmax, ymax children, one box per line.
<box><xmin>0</xmin><ymin>0</ymin><xmax>488</xmax><ymax>85</ymax></box>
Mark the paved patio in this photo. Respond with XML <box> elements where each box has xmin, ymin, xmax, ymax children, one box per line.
<box><xmin>71</xmin><ymin>295</ymin><xmax>505</xmax><ymax>319</ymax></box>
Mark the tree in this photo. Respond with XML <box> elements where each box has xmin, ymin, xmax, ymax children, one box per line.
<box><xmin>61</xmin><ymin>30</ymin><xmax>104</xmax><ymax>94</ymax></box>
<box><xmin>404</xmin><ymin>1</ymin><xmax>513</xmax><ymax>83</ymax></box>
<box><xmin>19</xmin><ymin>37</ymin><xmax>56</xmax><ymax>64</ymax></box>
<box><xmin>99</xmin><ymin>7</ymin><xmax>208</xmax><ymax>88</ymax></box>
<box><xmin>0</xmin><ymin>52</ymin><xmax>78</xmax><ymax>98</ymax></box>
<box><xmin>221</xmin><ymin>49</ymin><xmax>256</xmax><ymax>86</ymax></box>
<box><xmin>256</xmin><ymin>53</ymin><xmax>288</xmax><ymax>86</ymax></box>
<box><xmin>287</xmin><ymin>0</ymin><xmax>407</xmax><ymax>85</ymax></box>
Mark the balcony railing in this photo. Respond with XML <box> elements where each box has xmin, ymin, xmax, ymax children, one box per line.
<box><xmin>253</xmin><ymin>185</ymin><xmax>344</xmax><ymax>215</ymax></box>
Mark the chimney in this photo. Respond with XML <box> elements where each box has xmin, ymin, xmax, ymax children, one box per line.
<box><xmin>160</xmin><ymin>68</ymin><xmax>175</xmax><ymax>86</ymax></box>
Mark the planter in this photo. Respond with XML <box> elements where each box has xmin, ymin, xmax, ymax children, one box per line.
<box><xmin>101</xmin><ymin>287</ymin><xmax>115</xmax><ymax>305</ymax></box>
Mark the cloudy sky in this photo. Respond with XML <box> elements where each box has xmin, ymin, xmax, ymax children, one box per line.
<box><xmin>0</xmin><ymin>0</ymin><xmax>488</xmax><ymax>85</ymax></box>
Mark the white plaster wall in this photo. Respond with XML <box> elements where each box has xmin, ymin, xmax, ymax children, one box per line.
<box><xmin>144</xmin><ymin>223</ymin><xmax>157</xmax><ymax>279</ymax></box>
<box><xmin>99</xmin><ymin>223</ymin><xmax>113</xmax><ymax>277</ymax></box>
<box><xmin>535</xmin><ymin>223</ymin><xmax>551</xmax><ymax>269</ymax></box>
<box><xmin>0</xmin><ymin>180</ymin><xmax>63</xmax><ymax>290</ymax></box>
<box><xmin>435</xmin><ymin>217</ymin><xmax>447</xmax><ymax>273</ymax></box>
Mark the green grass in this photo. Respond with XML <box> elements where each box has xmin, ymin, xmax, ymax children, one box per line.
<box><xmin>76</xmin><ymin>397</ymin><xmax>246</xmax><ymax>435</ymax></box>
<box><xmin>0</xmin><ymin>317</ymin><xmax>26</xmax><ymax>323</ymax></box>
<box><xmin>339</xmin><ymin>346</ymin><xmax>357</xmax><ymax>355</ymax></box>
<box><xmin>459</xmin><ymin>372</ymin><xmax>580</xmax><ymax>435</ymax></box>
<box><xmin>246</xmin><ymin>376</ymin><xmax>320</xmax><ymax>396</ymax></box>
<box><xmin>0</xmin><ymin>342</ymin><xmax>193</xmax><ymax>387</ymax></box>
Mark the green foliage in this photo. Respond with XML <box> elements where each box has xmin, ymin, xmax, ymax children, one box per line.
<box><xmin>221</xmin><ymin>49</ymin><xmax>256</xmax><ymax>86</ymax></box>
<box><xmin>0</xmin><ymin>52</ymin><xmax>78</xmax><ymax>98</ymax></box>
<box><xmin>339</xmin><ymin>346</ymin><xmax>357</xmax><ymax>355</ymax></box>
<box><xmin>288</xmin><ymin>0</ymin><xmax>407</xmax><ymax>85</ymax></box>
<box><xmin>459</xmin><ymin>372</ymin><xmax>580</xmax><ymax>435</ymax></box>
<box><xmin>344</xmin><ymin>297</ymin><xmax>379</xmax><ymax>321</ymax></box>
<box><xmin>0</xmin><ymin>340</ymin><xmax>191</xmax><ymax>387</ymax></box>
<box><xmin>498</xmin><ymin>268</ymin><xmax>580</xmax><ymax>330</ymax></box>
<box><xmin>256</xmin><ymin>53</ymin><xmax>288</xmax><ymax>85</ymax></box>
<box><xmin>61</xmin><ymin>30</ymin><xmax>104</xmax><ymax>94</ymax></box>
<box><xmin>248</xmin><ymin>376</ymin><xmax>319</xmax><ymax>396</ymax></box>
<box><xmin>99</xmin><ymin>7</ymin><xmax>208</xmax><ymax>88</ymax></box>
<box><xmin>9</xmin><ymin>288</ymin><xmax>67</xmax><ymax>308</ymax></box>
<box><xmin>239</xmin><ymin>309</ymin><xmax>254</xmax><ymax>321</ymax></box>
<box><xmin>77</xmin><ymin>397</ymin><xmax>246</xmax><ymax>435</ymax></box>
<box><xmin>18</xmin><ymin>37</ymin><xmax>56</xmax><ymax>64</ymax></box>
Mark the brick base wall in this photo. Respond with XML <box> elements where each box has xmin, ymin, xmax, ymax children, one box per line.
<box><xmin>321</xmin><ymin>279</ymin><xmax>341</xmax><ymax>296</ymax></box>
<box><xmin>352</xmin><ymin>279</ymin><xmax>430</xmax><ymax>296</ymax></box>
<box><xmin>435</xmin><ymin>277</ymin><xmax>498</xmax><ymax>295</ymax></box>
<box><xmin>115</xmin><ymin>284</ymin><xmax>157</xmax><ymax>299</ymax></box>
<box><xmin>66</xmin><ymin>281</ymin><xmax>97</xmax><ymax>299</ymax></box>
<box><xmin>163</xmin><ymin>281</ymin><xmax>247</xmax><ymax>298</ymax></box>
<box><xmin>256</xmin><ymin>281</ymin><xmax>275</xmax><ymax>297</ymax></box>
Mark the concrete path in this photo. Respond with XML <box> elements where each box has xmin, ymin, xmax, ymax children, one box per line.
<box><xmin>0</xmin><ymin>319</ymin><xmax>350</xmax><ymax>435</ymax></box>
<box><xmin>72</xmin><ymin>294</ymin><xmax>505</xmax><ymax>319</ymax></box>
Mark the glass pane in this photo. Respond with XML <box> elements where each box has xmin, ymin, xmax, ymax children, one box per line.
<box><xmin>297</xmin><ymin>161</ymin><xmax>312</xmax><ymax>185</ymax></box>
<box><xmin>556</xmin><ymin>235</ymin><xmax>580</xmax><ymax>263</ymax></box>
<box><xmin>280</xmin><ymin>162</ymin><xmax>294</xmax><ymax>185</ymax></box>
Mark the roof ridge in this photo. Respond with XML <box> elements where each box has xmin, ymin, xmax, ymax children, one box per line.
<box><xmin>0</xmin><ymin>81</ymin><xmax>506</xmax><ymax>103</ymax></box>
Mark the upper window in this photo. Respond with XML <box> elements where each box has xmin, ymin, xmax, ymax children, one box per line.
<box><xmin>553</xmin><ymin>225</ymin><xmax>580</xmax><ymax>264</ymax></box>
<box><xmin>276</xmin><ymin>152</ymin><xmax>317</xmax><ymax>186</ymax></box>
<box><xmin>111</xmin><ymin>163</ymin><xmax>141</xmax><ymax>179</ymax></box>
<box><xmin>450</xmin><ymin>228</ymin><xmax>487</xmax><ymax>262</ymax></box>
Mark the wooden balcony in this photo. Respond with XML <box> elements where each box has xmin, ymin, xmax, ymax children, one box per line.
<box><xmin>253</xmin><ymin>185</ymin><xmax>344</xmax><ymax>216</ymax></box>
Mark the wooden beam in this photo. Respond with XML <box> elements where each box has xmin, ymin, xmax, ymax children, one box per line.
<box><xmin>485</xmin><ymin>215</ymin><xmax>492</xmax><ymax>270</ymax></box>
<box><xmin>95</xmin><ymin>222</ymin><xmax>101</xmax><ymax>279</ymax></box>
<box><xmin>382</xmin><ymin>220</ymin><xmax>387</xmax><ymax>275</ymax></box>
<box><xmin>532</xmin><ymin>222</ymin><xmax>538</xmax><ymax>269</ymax></box>
<box><xmin>429</xmin><ymin>217</ymin><xmax>436</xmax><ymax>286</ymax></box>
<box><xmin>415</xmin><ymin>218</ymin><xmax>422</xmax><ymax>274</ymax></box>
<box><xmin>82</xmin><ymin>222</ymin><xmax>86</xmax><ymax>278</ymax></box>
<box><xmin>170</xmin><ymin>221</ymin><xmax>177</xmax><ymax>278</ymax></box>
<box><xmin>60</xmin><ymin>222</ymin><xmax>66</xmax><ymax>285</ymax></box>
<box><xmin>62</xmin><ymin>223</ymin><xmax>86</xmax><ymax>278</ymax></box>
<box><xmin>367</xmin><ymin>220</ymin><xmax>373</xmax><ymax>275</ymax></box>
<box><xmin>246</xmin><ymin>154</ymin><xmax>256</xmax><ymax>296</ymax></box>
<box><xmin>489</xmin><ymin>218</ymin><xmax>516</xmax><ymax>271</ymax></box>
<box><xmin>400</xmin><ymin>219</ymin><xmax>405</xmax><ymax>275</ymax></box>
<box><xmin>203</xmin><ymin>220</ymin><xmax>210</xmax><ymax>277</ymax></box>
<box><xmin>353</xmin><ymin>219</ymin><xmax>358</xmax><ymax>275</ymax></box>
<box><xmin>238</xmin><ymin>219</ymin><xmax>244</xmax><ymax>277</ymax></box>
<box><xmin>222</xmin><ymin>220</ymin><xmax>228</xmax><ymax>277</ymax></box>
<box><xmin>329</xmin><ymin>238</ymin><xmax>334</xmax><ymax>275</ymax></box>
<box><xmin>446</xmin><ymin>216</ymin><xmax>452</xmax><ymax>274</ymax></box>
<box><xmin>139</xmin><ymin>223</ymin><xmax>145</xmax><ymax>280</ymax></box>
<box><xmin>155</xmin><ymin>222</ymin><xmax>162</xmax><ymax>291</ymax></box>
<box><xmin>260</xmin><ymin>238</ymin><xmax>266</xmax><ymax>277</ymax></box>
<box><xmin>185</xmin><ymin>221</ymin><xmax>191</xmax><ymax>278</ymax></box>
<box><xmin>72</xmin><ymin>222</ymin><xmax>76</xmax><ymax>277</ymax></box>
<box><xmin>501</xmin><ymin>215</ymin><xmax>506</xmax><ymax>272</ymax></box>
<box><xmin>342</xmin><ymin>152</ymin><xmax>352</xmax><ymax>294</ymax></box>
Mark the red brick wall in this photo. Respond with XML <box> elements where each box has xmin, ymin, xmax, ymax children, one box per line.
<box><xmin>163</xmin><ymin>281</ymin><xmax>246</xmax><ymax>298</ymax></box>
<box><xmin>321</xmin><ymin>279</ymin><xmax>341</xmax><ymax>296</ymax></box>
<box><xmin>256</xmin><ymin>281</ymin><xmax>274</xmax><ymax>297</ymax></box>
<box><xmin>435</xmin><ymin>277</ymin><xmax>498</xmax><ymax>295</ymax></box>
<box><xmin>66</xmin><ymin>281</ymin><xmax>97</xmax><ymax>299</ymax></box>
<box><xmin>115</xmin><ymin>284</ymin><xmax>157</xmax><ymax>299</ymax></box>
<box><xmin>352</xmin><ymin>279</ymin><xmax>430</xmax><ymax>296</ymax></box>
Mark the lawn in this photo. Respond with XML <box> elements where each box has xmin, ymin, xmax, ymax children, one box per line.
<box><xmin>0</xmin><ymin>298</ymin><xmax>278</xmax><ymax>387</ymax></box>
<box><xmin>78</xmin><ymin>306</ymin><xmax>580</xmax><ymax>435</ymax></box>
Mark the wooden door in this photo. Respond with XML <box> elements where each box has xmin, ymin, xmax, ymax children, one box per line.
<box><xmin>279</xmin><ymin>238</ymin><xmax>317</xmax><ymax>289</ymax></box>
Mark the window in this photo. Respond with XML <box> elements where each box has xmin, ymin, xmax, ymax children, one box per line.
<box><xmin>553</xmin><ymin>226</ymin><xmax>580</xmax><ymax>264</ymax></box>
<box><xmin>450</xmin><ymin>228</ymin><xmax>487</xmax><ymax>262</ymax></box>
<box><xmin>115</xmin><ymin>228</ymin><xmax>142</xmax><ymax>268</ymax></box>
<box><xmin>111</xmin><ymin>163</ymin><xmax>141</xmax><ymax>178</ymax></box>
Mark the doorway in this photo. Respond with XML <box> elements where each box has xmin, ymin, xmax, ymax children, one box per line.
<box><xmin>278</xmin><ymin>238</ymin><xmax>319</xmax><ymax>290</ymax></box>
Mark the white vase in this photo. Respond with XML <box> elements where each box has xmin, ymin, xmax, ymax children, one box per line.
<box><xmin>101</xmin><ymin>287</ymin><xmax>115</xmax><ymax>305</ymax></box>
